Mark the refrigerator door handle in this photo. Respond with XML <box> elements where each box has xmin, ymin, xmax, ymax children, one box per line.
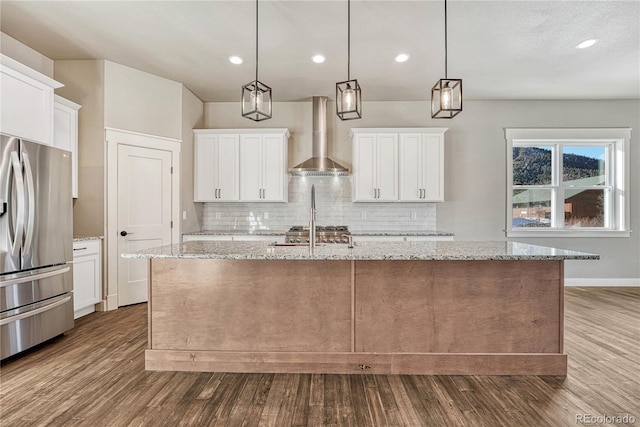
<box><xmin>0</xmin><ymin>265</ymin><xmax>71</xmax><ymax>289</ymax></box>
<box><xmin>22</xmin><ymin>153</ymin><xmax>36</xmax><ymax>256</ymax></box>
<box><xmin>0</xmin><ymin>294</ymin><xmax>71</xmax><ymax>326</ymax></box>
<box><xmin>9</xmin><ymin>151</ymin><xmax>25</xmax><ymax>258</ymax></box>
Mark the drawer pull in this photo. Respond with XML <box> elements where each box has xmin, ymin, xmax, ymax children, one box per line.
<box><xmin>73</xmin><ymin>247</ymin><xmax>88</xmax><ymax>251</ymax></box>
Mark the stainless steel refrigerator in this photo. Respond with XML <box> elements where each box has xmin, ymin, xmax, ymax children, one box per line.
<box><xmin>1</xmin><ymin>134</ymin><xmax>74</xmax><ymax>360</ymax></box>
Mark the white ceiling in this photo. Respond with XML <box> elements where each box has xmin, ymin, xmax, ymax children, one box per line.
<box><xmin>1</xmin><ymin>1</ymin><xmax>638</xmax><ymax>102</ymax></box>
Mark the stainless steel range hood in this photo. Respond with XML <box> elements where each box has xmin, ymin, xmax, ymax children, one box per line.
<box><xmin>289</xmin><ymin>96</ymin><xmax>349</xmax><ymax>176</ymax></box>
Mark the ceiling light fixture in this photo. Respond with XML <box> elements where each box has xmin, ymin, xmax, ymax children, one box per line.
<box><xmin>228</xmin><ymin>56</ymin><xmax>243</xmax><ymax>65</ymax></box>
<box><xmin>394</xmin><ymin>53</ymin><xmax>410</xmax><ymax>63</ymax></box>
<box><xmin>242</xmin><ymin>0</ymin><xmax>272</xmax><ymax>121</ymax></box>
<box><xmin>575</xmin><ymin>39</ymin><xmax>598</xmax><ymax>49</ymax></box>
<box><xmin>312</xmin><ymin>54</ymin><xmax>326</xmax><ymax>63</ymax></box>
<box><xmin>336</xmin><ymin>0</ymin><xmax>362</xmax><ymax>121</ymax></box>
<box><xmin>431</xmin><ymin>0</ymin><xmax>462</xmax><ymax>119</ymax></box>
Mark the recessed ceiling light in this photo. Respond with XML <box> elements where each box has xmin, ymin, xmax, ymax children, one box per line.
<box><xmin>228</xmin><ymin>56</ymin><xmax>243</xmax><ymax>65</ymax></box>
<box><xmin>312</xmin><ymin>54</ymin><xmax>326</xmax><ymax>64</ymax></box>
<box><xmin>575</xmin><ymin>39</ymin><xmax>598</xmax><ymax>49</ymax></box>
<box><xmin>394</xmin><ymin>53</ymin><xmax>410</xmax><ymax>63</ymax></box>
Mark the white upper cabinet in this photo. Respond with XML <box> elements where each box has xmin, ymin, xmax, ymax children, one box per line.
<box><xmin>0</xmin><ymin>54</ymin><xmax>63</xmax><ymax>145</ymax></box>
<box><xmin>352</xmin><ymin>132</ymin><xmax>398</xmax><ymax>201</ymax></box>
<box><xmin>194</xmin><ymin>129</ymin><xmax>289</xmax><ymax>203</ymax></box>
<box><xmin>194</xmin><ymin>131</ymin><xmax>240</xmax><ymax>201</ymax></box>
<box><xmin>53</xmin><ymin>95</ymin><xmax>81</xmax><ymax>198</ymax></box>
<box><xmin>240</xmin><ymin>131</ymin><xmax>288</xmax><ymax>202</ymax></box>
<box><xmin>399</xmin><ymin>132</ymin><xmax>445</xmax><ymax>202</ymax></box>
<box><xmin>352</xmin><ymin>128</ymin><xmax>447</xmax><ymax>203</ymax></box>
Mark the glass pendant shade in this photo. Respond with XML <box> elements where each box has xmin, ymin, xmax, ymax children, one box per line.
<box><xmin>242</xmin><ymin>80</ymin><xmax>272</xmax><ymax>121</ymax></box>
<box><xmin>431</xmin><ymin>78</ymin><xmax>462</xmax><ymax>118</ymax></box>
<box><xmin>336</xmin><ymin>79</ymin><xmax>362</xmax><ymax>120</ymax></box>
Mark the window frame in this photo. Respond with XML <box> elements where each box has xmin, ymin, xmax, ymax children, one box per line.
<box><xmin>505</xmin><ymin>128</ymin><xmax>631</xmax><ymax>238</ymax></box>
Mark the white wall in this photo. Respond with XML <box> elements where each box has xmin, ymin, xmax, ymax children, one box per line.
<box><xmin>0</xmin><ymin>32</ymin><xmax>54</xmax><ymax>78</ymax></box>
<box><xmin>204</xmin><ymin>102</ymin><xmax>313</xmax><ymax>168</ymax></box>
<box><xmin>181</xmin><ymin>86</ymin><xmax>204</xmax><ymax>233</ymax></box>
<box><xmin>104</xmin><ymin>61</ymin><xmax>183</xmax><ymax>140</ymax></box>
<box><xmin>204</xmin><ymin>99</ymin><xmax>639</xmax><ymax>281</ymax></box>
<box><xmin>55</xmin><ymin>60</ymin><xmax>106</xmax><ymax>239</ymax></box>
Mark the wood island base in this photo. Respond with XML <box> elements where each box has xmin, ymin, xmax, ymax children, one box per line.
<box><xmin>146</xmin><ymin>258</ymin><xmax>566</xmax><ymax>375</ymax></box>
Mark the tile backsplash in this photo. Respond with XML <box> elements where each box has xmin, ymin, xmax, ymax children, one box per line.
<box><xmin>202</xmin><ymin>177</ymin><xmax>436</xmax><ymax>232</ymax></box>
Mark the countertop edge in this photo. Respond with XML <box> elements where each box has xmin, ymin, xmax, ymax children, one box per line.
<box><xmin>73</xmin><ymin>236</ymin><xmax>104</xmax><ymax>242</ymax></box>
<box><xmin>184</xmin><ymin>230</ymin><xmax>455</xmax><ymax>237</ymax></box>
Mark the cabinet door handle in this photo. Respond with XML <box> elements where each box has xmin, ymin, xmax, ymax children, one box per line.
<box><xmin>219</xmin><ymin>188</ymin><xmax>222</xmax><ymax>199</ymax></box>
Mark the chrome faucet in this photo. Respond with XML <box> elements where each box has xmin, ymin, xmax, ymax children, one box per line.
<box><xmin>341</xmin><ymin>234</ymin><xmax>354</xmax><ymax>248</ymax></box>
<box><xmin>309</xmin><ymin>184</ymin><xmax>316</xmax><ymax>254</ymax></box>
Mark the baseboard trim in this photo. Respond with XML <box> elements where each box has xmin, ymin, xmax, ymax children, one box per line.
<box><xmin>146</xmin><ymin>350</ymin><xmax>567</xmax><ymax>376</ymax></box>
<box><xmin>565</xmin><ymin>278</ymin><xmax>640</xmax><ymax>287</ymax></box>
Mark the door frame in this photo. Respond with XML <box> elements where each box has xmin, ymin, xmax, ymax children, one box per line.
<box><xmin>105</xmin><ymin>128</ymin><xmax>181</xmax><ymax>310</ymax></box>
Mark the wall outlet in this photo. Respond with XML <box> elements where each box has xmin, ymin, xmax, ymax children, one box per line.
<box><xmin>263</xmin><ymin>212</ymin><xmax>269</xmax><ymax>220</ymax></box>
<box><xmin>361</xmin><ymin>212</ymin><xmax>367</xmax><ymax>220</ymax></box>
<box><xmin>410</xmin><ymin>211</ymin><xmax>417</xmax><ymax>220</ymax></box>
<box><xmin>215</xmin><ymin>212</ymin><xmax>221</xmax><ymax>220</ymax></box>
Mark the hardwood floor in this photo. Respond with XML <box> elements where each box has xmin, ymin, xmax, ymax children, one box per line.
<box><xmin>1</xmin><ymin>288</ymin><xmax>638</xmax><ymax>426</ymax></box>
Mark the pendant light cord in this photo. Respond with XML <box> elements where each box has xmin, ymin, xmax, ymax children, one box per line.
<box><xmin>347</xmin><ymin>0</ymin><xmax>351</xmax><ymax>81</ymax></box>
<box><xmin>255</xmin><ymin>0</ymin><xmax>259</xmax><ymax>83</ymax></box>
<box><xmin>444</xmin><ymin>0</ymin><xmax>448</xmax><ymax>79</ymax></box>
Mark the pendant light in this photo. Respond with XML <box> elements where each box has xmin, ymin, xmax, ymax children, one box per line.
<box><xmin>336</xmin><ymin>0</ymin><xmax>362</xmax><ymax>120</ymax></box>
<box><xmin>242</xmin><ymin>0</ymin><xmax>272</xmax><ymax>121</ymax></box>
<box><xmin>431</xmin><ymin>0</ymin><xmax>462</xmax><ymax>119</ymax></box>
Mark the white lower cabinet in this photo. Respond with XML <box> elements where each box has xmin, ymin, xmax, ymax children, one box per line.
<box><xmin>72</xmin><ymin>240</ymin><xmax>102</xmax><ymax>319</ymax></box>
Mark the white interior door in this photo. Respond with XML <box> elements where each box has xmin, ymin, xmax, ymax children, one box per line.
<box><xmin>117</xmin><ymin>144</ymin><xmax>172</xmax><ymax>306</ymax></box>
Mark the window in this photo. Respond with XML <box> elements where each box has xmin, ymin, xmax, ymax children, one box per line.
<box><xmin>506</xmin><ymin>128</ymin><xmax>630</xmax><ymax>237</ymax></box>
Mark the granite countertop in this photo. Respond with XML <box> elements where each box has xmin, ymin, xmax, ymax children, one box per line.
<box><xmin>184</xmin><ymin>230</ymin><xmax>454</xmax><ymax>237</ymax></box>
<box><xmin>73</xmin><ymin>236</ymin><xmax>104</xmax><ymax>242</ymax></box>
<box><xmin>352</xmin><ymin>230</ymin><xmax>454</xmax><ymax>236</ymax></box>
<box><xmin>123</xmin><ymin>241</ymin><xmax>598</xmax><ymax>261</ymax></box>
<box><xmin>184</xmin><ymin>230</ymin><xmax>287</xmax><ymax>236</ymax></box>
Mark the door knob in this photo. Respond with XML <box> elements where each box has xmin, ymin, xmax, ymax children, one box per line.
<box><xmin>120</xmin><ymin>230</ymin><xmax>133</xmax><ymax>236</ymax></box>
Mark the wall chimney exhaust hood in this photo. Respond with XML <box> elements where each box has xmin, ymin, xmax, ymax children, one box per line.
<box><xmin>289</xmin><ymin>96</ymin><xmax>349</xmax><ymax>176</ymax></box>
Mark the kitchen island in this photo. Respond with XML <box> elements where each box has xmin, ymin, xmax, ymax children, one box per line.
<box><xmin>124</xmin><ymin>241</ymin><xmax>597</xmax><ymax>375</ymax></box>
